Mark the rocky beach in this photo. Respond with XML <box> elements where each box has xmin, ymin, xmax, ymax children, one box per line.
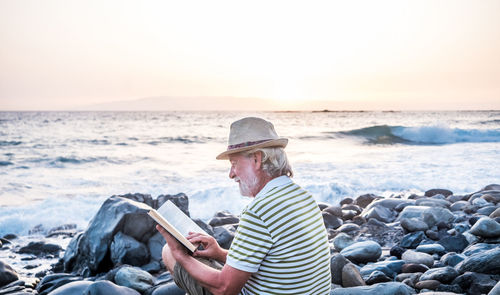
<box><xmin>1</xmin><ymin>184</ymin><xmax>500</xmax><ymax>295</ymax></box>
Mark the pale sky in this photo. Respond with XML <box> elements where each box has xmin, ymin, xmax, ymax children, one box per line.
<box><xmin>0</xmin><ymin>0</ymin><xmax>499</xmax><ymax>110</ymax></box>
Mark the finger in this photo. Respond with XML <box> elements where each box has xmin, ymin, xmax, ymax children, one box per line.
<box><xmin>156</xmin><ymin>225</ymin><xmax>174</xmax><ymax>241</ymax></box>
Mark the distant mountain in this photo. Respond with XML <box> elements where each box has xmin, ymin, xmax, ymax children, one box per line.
<box><xmin>77</xmin><ymin>96</ymin><xmax>284</xmax><ymax>111</ymax></box>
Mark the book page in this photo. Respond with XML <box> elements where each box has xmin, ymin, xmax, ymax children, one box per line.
<box><xmin>157</xmin><ymin>200</ymin><xmax>207</xmax><ymax>237</ymax></box>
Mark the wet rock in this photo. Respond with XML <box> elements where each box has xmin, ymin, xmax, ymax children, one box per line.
<box><xmin>469</xmin><ymin>217</ymin><xmax>500</xmax><ymax>238</ymax></box>
<box><xmin>84</xmin><ymin>280</ymin><xmax>141</xmax><ymax>295</ymax></box>
<box><xmin>342</xmin><ymin>263</ymin><xmax>365</xmax><ymax>287</ymax></box>
<box><xmin>110</xmin><ymin>232</ymin><xmax>149</xmax><ymax>267</ymax></box>
<box><xmin>156</xmin><ymin>193</ymin><xmax>189</xmax><ymax>216</ymax></box>
<box><xmin>18</xmin><ymin>241</ymin><xmax>62</xmax><ymax>256</ymax></box>
<box><xmin>489</xmin><ymin>280</ymin><xmax>500</xmax><ymax>295</ymax></box>
<box><xmin>330</xmin><ymin>254</ymin><xmax>349</xmax><ymax>285</ymax></box>
<box><xmin>360</xmin><ymin>260</ymin><xmax>405</xmax><ymax>278</ymax></box>
<box><xmin>490</xmin><ymin>207</ymin><xmax>500</xmax><ymax>218</ymax></box>
<box><xmin>322</xmin><ymin>212</ymin><xmax>343</xmax><ymax>229</ymax></box>
<box><xmin>324</xmin><ymin>206</ymin><xmax>343</xmax><ymax>217</ymax></box>
<box><xmin>399</xmin><ymin>231</ymin><xmax>425</xmax><ymax>249</ymax></box>
<box><xmin>449</xmin><ymin>201</ymin><xmax>468</xmax><ymax>212</ymax></box>
<box><xmin>340</xmin><ymin>241</ymin><xmax>382</xmax><ymax>264</ymax></box>
<box><xmin>36</xmin><ymin>273</ymin><xmax>83</xmax><ymax>295</ymax></box>
<box><xmin>361</xmin><ymin>206</ymin><xmax>395</xmax><ymax>223</ymax></box>
<box><xmin>318</xmin><ymin>202</ymin><xmax>331</xmax><ymax>211</ymax></box>
<box><xmin>330</xmin><ymin>282</ymin><xmax>416</xmax><ymax>295</ymax></box>
<box><xmin>390</xmin><ymin>245</ymin><xmax>406</xmax><ymax>259</ymax></box>
<box><xmin>440</xmin><ymin>252</ymin><xmax>465</xmax><ymax>267</ymax></box>
<box><xmin>462</xmin><ymin>243</ymin><xmax>499</xmax><ymax>256</ymax></box>
<box><xmin>453</xmin><ymin>272</ymin><xmax>499</xmax><ymax>294</ymax></box>
<box><xmin>48</xmin><ymin>280</ymin><xmax>93</xmax><ymax>295</ymax></box>
<box><xmin>332</xmin><ymin>233</ymin><xmax>355</xmax><ymax>252</ymax></box>
<box><xmin>398</xmin><ymin>206</ymin><xmax>454</xmax><ymax>228</ymax></box>
<box><xmin>213</xmin><ymin>224</ymin><xmax>236</xmax><ymax>249</ymax></box>
<box><xmin>0</xmin><ymin>260</ymin><xmax>19</xmax><ymax>287</ymax></box>
<box><xmin>416</xmin><ymin>244</ymin><xmax>445</xmax><ymax>255</ymax></box>
<box><xmin>355</xmin><ymin>194</ymin><xmax>378</xmax><ymax>208</ymax></box>
<box><xmin>340</xmin><ymin>198</ymin><xmax>354</xmax><ymax>206</ymax></box>
<box><xmin>415</xmin><ymin>198</ymin><xmax>451</xmax><ymax>208</ymax></box>
<box><xmin>208</xmin><ymin>211</ymin><xmax>239</xmax><ymax>227</ymax></box>
<box><xmin>425</xmin><ymin>189</ymin><xmax>453</xmax><ymax>197</ymax></box>
<box><xmin>341</xmin><ymin>210</ymin><xmax>357</xmax><ymax>220</ymax></box>
<box><xmin>420</xmin><ymin>266</ymin><xmax>459</xmax><ymax>284</ymax></box>
<box><xmin>438</xmin><ymin>234</ymin><xmax>469</xmax><ymax>253</ymax></box>
<box><xmin>151</xmin><ymin>282</ymin><xmax>186</xmax><ymax>295</ymax></box>
<box><xmin>415</xmin><ymin>279</ymin><xmax>440</xmax><ymax>290</ymax></box>
<box><xmin>402</xmin><ymin>250</ymin><xmax>434</xmax><ymax>268</ymax></box>
<box><xmin>400</xmin><ymin>218</ymin><xmax>429</xmax><ymax>232</ymax></box>
<box><xmin>337</xmin><ymin>223</ymin><xmax>360</xmax><ymax>234</ymax></box>
<box><xmin>477</xmin><ymin>205</ymin><xmax>498</xmax><ymax>216</ymax></box>
<box><xmin>365</xmin><ymin>270</ymin><xmax>392</xmax><ymax>285</ymax></box>
<box><xmin>456</xmin><ymin>248</ymin><xmax>500</xmax><ymax>274</ymax></box>
<box><xmin>114</xmin><ymin>266</ymin><xmax>154</xmax><ymax>293</ymax></box>
<box><xmin>63</xmin><ymin>196</ymin><xmax>157</xmax><ymax>275</ymax></box>
<box><xmin>424</xmin><ymin>230</ymin><xmax>439</xmax><ymax>240</ymax></box>
<box><xmin>147</xmin><ymin>232</ymin><xmax>166</xmax><ymax>262</ymax></box>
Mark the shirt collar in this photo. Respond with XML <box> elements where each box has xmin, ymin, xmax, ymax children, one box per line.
<box><xmin>255</xmin><ymin>175</ymin><xmax>292</xmax><ymax>199</ymax></box>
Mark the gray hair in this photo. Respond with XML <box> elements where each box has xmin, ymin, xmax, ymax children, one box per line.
<box><xmin>243</xmin><ymin>147</ymin><xmax>293</xmax><ymax>178</ymax></box>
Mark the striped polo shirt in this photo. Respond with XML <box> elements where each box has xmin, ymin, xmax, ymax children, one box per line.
<box><xmin>226</xmin><ymin>176</ymin><xmax>331</xmax><ymax>295</ymax></box>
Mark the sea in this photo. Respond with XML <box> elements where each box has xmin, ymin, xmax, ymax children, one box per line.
<box><xmin>1</xmin><ymin>110</ymin><xmax>499</xmax><ymax>238</ymax></box>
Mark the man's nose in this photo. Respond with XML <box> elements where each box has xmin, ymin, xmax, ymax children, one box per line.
<box><xmin>229</xmin><ymin>167</ymin><xmax>235</xmax><ymax>179</ymax></box>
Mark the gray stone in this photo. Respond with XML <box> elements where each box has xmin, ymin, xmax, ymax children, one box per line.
<box><xmin>330</xmin><ymin>282</ymin><xmax>416</xmax><ymax>295</ymax></box>
<box><xmin>63</xmin><ymin>196</ymin><xmax>157</xmax><ymax>275</ymax></box>
<box><xmin>330</xmin><ymin>254</ymin><xmax>349</xmax><ymax>285</ymax></box>
<box><xmin>456</xmin><ymin>248</ymin><xmax>500</xmax><ymax>274</ymax></box>
<box><xmin>440</xmin><ymin>252</ymin><xmax>465</xmax><ymax>267</ymax></box>
<box><xmin>400</xmin><ymin>218</ymin><xmax>429</xmax><ymax>232</ymax></box>
<box><xmin>472</xmin><ymin>197</ymin><xmax>490</xmax><ymax>207</ymax></box>
<box><xmin>365</xmin><ymin>270</ymin><xmax>392</xmax><ymax>285</ymax></box>
<box><xmin>462</xmin><ymin>243</ymin><xmax>499</xmax><ymax>256</ymax></box>
<box><xmin>213</xmin><ymin>224</ymin><xmax>236</xmax><ymax>249</ymax></box>
<box><xmin>84</xmin><ymin>280</ymin><xmax>140</xmax><ymax>295</ymax></box>
<box><xmin>114</xmin><ymin>266</ymin><xmax>154</xmax><ymax>293</ymax></box>
<box><xmin>399</xmin><ymin>231</ymin><xmax>425</xmax><ymax>249</ymax></box>
<box><xmin>469</xmin><ymin>217</ymin><xmax>500</xmax><ymax>238</ymax></box>
<box><xmin>449</xmin><ymin>201</ymin><xmax>468</xmax><ymax>212</ymax></box>
<box><xmin>398</xmin><ymin>206</ymin><xmax>454</xmax><ymax>228</ymax></box>
<box><xmin>420</xmin><ymin>266</ymin><xmax>459</xmax><ymax>283</ymax></box>
<box><xmin>415</xmin><ymin>279</ymin><xmax>440</xmax><ymax>290</ymax></box>
<box><xmin>0</xmin><ymin>260</ymin><xmax>19</xmax><ymax>288</ymax></box>
<box><xmin>156</xmin><ymin>193</ymin><xmax>189</xmax><ymax>216</ymax></box>
<box><xmin>332</xmin><ymin>233</ymin><xmax>355</xmax><ymax>252</ymax></box>
<box><xmin>490</xmin><ymin>207</ymin><xmax>500</xmax><ymax>218</ymax></box>
<box><xmin>337</xmin><ymin>223</ymin><xmax>360</xmax><ymax>234</ymax></box>
<box><xmin>18</xmin><ymin>241</ymin><xmax>62</xmax><ymax>256</ymax></box>
<box><xmin>148</xmin><ymin>232</ymin><xmax>166</xmax><ymax>262</ymax></box>
<box><xmin>402</xmin><ymin>250</ymin><xmax>434</xmax><ymax>268</ymax></box>
<box><xmin>425</xmin><ymin>189</ymin><xmax>453</xmax><ymax>197</ymax></box>
<box><xmin>48</xmin><ymin>280</ymin><xmax>93</xmax><ymax>295</ymax></box>
<box><xmin>355</xmin><ymin>194</ymin><xmax>378</xmax><ymax>208</ymax></box>
<box><xmin>489</xmin><ymin>280</ymin><xmax>500</xmax><ymax>295</ymax></box>
<box><xmin>342</xmin><ymin>263</ymin><xmax>365</xmax><ymax>287</ymax></box>
<box><xmin>453</xmin><ymin>272</ymin><xmax>499</xmax><ymax>294</ymax></box>
<box><xmin>322</xmin><ymin>212</ymin><xmax>343</xmax><ymax>229</ymax></box>
<box><xmin>401</xmin><ymin>263</ymin><xmax>429</xmax><ymax>273</ymax></box>
<box><xmin>361</xmin><ymin>206</ymin><xmax>395</xmax><ymax>223</ymax></box>
<box><xmin>324</xmin><ymin>205</ymin><xmax>343</xmax><ymax>217</ymax></box>
<box><xmin>416</xmin><ymin>244</ymin><xmax>445</xmax><ymax>255</ymax></box>
<box><xmin>360</xmin><ymin>260</ymin><xmax>405</xmax><ymax>278</ymax></box>
<box><xmin>340</xmin><ymin>241</ymin><xmax>382</xmax><ymax>264</ymax></box>
<box><xmin>36</xmin><ymin>274</ymin><xmax>83</xmax><ymax>295</ymax></box>
<box><xmin>208</xmin><ymin>211</ymin><xmax>239</xmax><ymax>227</ymax></box>
<box><xmin>151</xmin><ymin>282</ymin><xmax>186</xmax><ymax>295</ymax></box>
<box><xmin>415</xmin><ymin>198</ymin><xmax>451</xmax><ymax>208</ymax></box>
<box><xmin>438</xmin><ymin>234</ymin><xmax>469</xmax><ymax>253</ymax></box>
<box><xmin>110</xmin><ymin>232</ymin><xmax>149</xmax><ymax>266</ymax></box>
<box><xmin>477</xmin><ymin>205</ymin><xmax>498</xmax><ymax>216</ymax></box>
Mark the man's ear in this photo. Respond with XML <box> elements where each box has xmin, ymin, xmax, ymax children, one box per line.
<box><xmin>253</xmin><ymin>151</ymin><xmax>262</xmax><ymax>169</ymax></box>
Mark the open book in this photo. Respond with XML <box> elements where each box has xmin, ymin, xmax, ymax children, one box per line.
<box><xmin>148</xmin><ymin>200</ymin><xmax>208</xmax><ymax>253</ymax></box>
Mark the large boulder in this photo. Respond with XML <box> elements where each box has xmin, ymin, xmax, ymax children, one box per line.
<box><xmin>456</xmin><ymin>248</ymin><xmax>500</xmax><ymax>274</ymax></box>
<box><xmin>63</xmin><ymin>196</ymin><xmax>157</xmax><ymax>275</ymax></box>
<box><xmin>0</xmin><ymin>260</ymin><xmax>19</xmax><ymax>287</ymax></box>
<box><xmin>340</xmin><ymin>241</ymin><xmax>382</xmax><ymax>264</ymax></box>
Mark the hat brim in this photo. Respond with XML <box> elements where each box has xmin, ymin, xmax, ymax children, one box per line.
<box><xmin>216</xmin><ymin>138</ymin><xmax>288</xmax><ymax>160</ymax></box>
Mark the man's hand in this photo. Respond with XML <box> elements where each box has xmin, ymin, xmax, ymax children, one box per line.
<box><xmin>156</xmin><ymin>225</ymin><xmax>189</xmax><ymax>262</ymax></box>
<box><xmin>187</xmin><ymin>232</ymin><xmax>228</xmax><ymax>263</ymax></box>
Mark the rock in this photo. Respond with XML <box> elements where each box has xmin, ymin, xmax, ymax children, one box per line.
<box><xmin>416</xmin><ymin>244</ymin><xmax>445</xmax><ymax>255</ymax></box>
<box><xmin>361</xmin><ymin>206</ymin><xmax>395</xmax><ymax>223</ymax></box>
<box><xmin>415</xmin><ymin>198</ymin><xmax>451</xmax><ymax>208</ymax></box>
<box><xmin>438</xmin><ymin>234</ymin><xmax>469</xmax><ymax>253</ymax></box>
<box><xmin>472</xmin><ymin>197</ymin><xmax>490</xmax><ymax>207</ymax></box>
<box><xmin>456</xmin><ymin>248</ymin><xmax>500</xmax><ymax>274</ymax></box>
<box><xmin>401</xmin><ymin>218</ymin><xmax>429</xmax><ymax>232</ymax></box>
<box><xmin>469</xmin><ymin>217</ymin><xmax>500</xmax><ymax>238</ymax></box>
<box><xmin>398</xmin><ymin>206</ymin><xmax>454</xmax><ymax>228</ymax></box>
<box><xmin>425</xmin><ymin>230</ymin><xmax>439</xmax><ymax>240</ymax></box>
<box><xmin>390</xmin><ymin>245</ymin><xmax>406</xmax><ymax>259</ymax></box>
<box><xmin>156</xmin><ymin>193</ymin><xmax>189</xmax><ymax>216</ymax></box>
<box><xmin>147</xmin><ymin>232</ymin><xmax>166</xmax><ymax>262</ymax></box>
<box><xmin>401</xmin><ymin>263</ymin><xmax>429</xmax><ymax>273</ymax></box>
<box><xmin>110</xmin><ymin>232</ymin><xmax>149</xmax><ymax>267</ymax></box>
<box><xmin>84</xmin><ymin>280</ymin><xmax>141</xmax><ymax>295</ymax></box>
<box><xmin>36</xmin><ymin>273</ymin><xmax>83</xmax><ymax>295</ymax></box>
<box><xmin>114</xmin><ymin>266</ymin><xmax>154</xmax><ymax>293</ymax></box>
<box><xmin>324</xmin><ymin>206</ymin><xmax>343</xmax><ymax>217</ymax></box>
<box><xmin>402</xmin><ymin>250</ymin><xmax>434</xmax><ymax>268</ymax></box>
<box><xmin>340</xmin><ymin>241</ymin><xmax>382</xmax><ymax>264</ymax></box>
<box><xmin>360</xmin><ymin>260</ymin><xmax>405</xmax><ymax>278</ymax></box>
<box><xmin>355</xmin><ymin>194</ymin><xmax>378</xmax><ymax>208</ymax></box>
<box><xmin>462</xmin><ymin>243</ymin><xmax>499</xmax><ymax>256</ymax></box>
<box><xmin>435</xmin><ymin>284</ymin><xmax>464</xmax><ymax>293</ymax></box>
<box><xmin>317</xmin><ymin>202</ymin><xmax>331</xmax><ymax>211</ymax></box>
<box><xmin>453</xmin><ymin>272</ymin><xmax>499</xmax><ymax>294</ymax></box>
<box><xmin>449</xmin><ymin>201</ymin><xmax>468</xmax><ymax>212</ymax></box>
<box><xmin>337</xmin><ymin>223</ymin><xmax>360</xmax><ymax>234</ymax></box>
<box><xmin>330</xmin><ymin>282</ymin><xmax>416</xmax><ymax>295</ymax></box>
<box><xmin>399</xmin><ymin>231</ymin><xmax>425</xmax><ymax>249</ymax></box>
<box><xmin>342</xmin><ymin>263</ymin><xmax>365</xmax><ymax>287</ymax></box>
<box><xmin>340</xmin><ymin>198</ymin><xmax>354</xmax><ymax>206</ymax></box>
<box><xmin>151</xmin><ymin>282</ymin><xmax>186</xmax><ymax>295</ymax></box>
<box><xmin>342</xmin><ymin>204</ymin><xmax>362</xmax><ymax>214</ymax></box>
<box><xmin>490</xmin><ymin>207</ymin><xmax>500</xmax><ymax>218</ymax></box>
<box><xmin>330</xmin><ymin>254</ymin><xmax>349</xmax><ymax>285</ymax></box>
<box><xmin>48</xmin><ymin>280</ymin><xmax>93</xmax><ymax>295</ymax></box>
<box><xmin>208</xmin><ymin>211</ymin><xmax>239</xmax><ymax>227</ymax></box>
<box><xmin>447</xmin><ymin>194</ymin><xmax>464</xmax><ymax>203</ymax></box>
<box><xmin>415</xmin><ymin>280</ymin><xmax>441</xmax><ymax>290</ymax></box>
<box><xmin>489</xmin><ymin>280</ymin><xmax>500</xmax><ymax>295</ymax></box>
<box><xmin>18</xmin><ymin>241</ymin><xmax>62</xmax><ymax>256</ymax></box>
<box><xmin>342</xmin><ymin>210</ymin><xmax>357</xmax><ymax>220</ymax></box>
<box><xmin>440</xmin><ymin>252</ymin><xmax>465</xmax><ymax>267</ymax></box>
<box><xmin>365</xmin><ymin>270</ymin><xmax>392</xmax><ymax>285</ymax></box>
<box><xmin>213</xmin><ymin>224</ymin><xmax>236</xmax><ymax>249</ymax></box>
<box><xmin>322</xmin><ymin>212</ymin><xmax>343</xmax><ymax>229</ymax></box>
<box><xmin>63</xmin><ymin>196</ymin><xmax>157</xmax><ymax>275</ymax></box>
<box><xmin>332</xmin><ymin>233</ymin><xmax>355</xmax><ymax>252</ymax></box>
<box><xmin>420</xmin><ymin>266</ymin><xmax>459</xmax><ymax>283</ymax></box>
<box><xmin>477</xmin><ymin>206</ymin><xmax>498</xmax><ymax>216</ymax></box>
<box><xmin>425</xmin><ymin>189</ymin><xmax>453</xmax><ymax>197</ymax></box>
<box><xmin>0</xmin><ymin>260</ymin><xmax>19</xmax><ymax>287</ymax></box>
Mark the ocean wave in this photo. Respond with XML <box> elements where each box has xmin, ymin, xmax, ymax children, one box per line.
<box><xmin>479</xmin><ymin>119</ymin><xmax>500</xmax><ymax>125</ymax></box>
<box><xmin>0</xmin><ymin>140</ymin><xmax>22</xmax><ymax>146</ymax></box>
<box><xmin>147</xmin><ymin>136</ymin><xmax>213</xmax><ymax>145</ymax></box>
<box><xmin>0</xmin><ymin>161</ymin><xmax>13</xmax><ymax>166</ymax></box>
<box><xmin>338</xmin><ymin>125</ymin><xmax>500</xmax><ymax>145</ymax></box>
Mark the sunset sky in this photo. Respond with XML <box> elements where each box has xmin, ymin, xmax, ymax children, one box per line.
<box><xmin>1</xmin><ymin>0</ymin><xmax>499</xmax><ymax>111</ymax></box>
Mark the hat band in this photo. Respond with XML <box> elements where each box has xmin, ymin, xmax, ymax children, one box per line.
<box><xmin>227</xmin><ymin>139</ymin><xmax>272</xmax><ymax>150</ymax></box>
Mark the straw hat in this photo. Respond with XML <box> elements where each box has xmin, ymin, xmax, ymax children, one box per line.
<box><xmin>216</xmin><ymin>117</ymin><xmax>288</xmax><ymax>160</ymax></box>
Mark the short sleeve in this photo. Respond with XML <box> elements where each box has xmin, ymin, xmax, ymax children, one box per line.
<box><xmin>225</xmin><ymin>209</ymin><xmax>273</xmax><ymax>273</ymax></box>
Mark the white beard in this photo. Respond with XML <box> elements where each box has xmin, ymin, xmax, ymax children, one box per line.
<box><xmin>236</xmin><ymin>175</ymin><xmax>259</xmax><ymax>197</ymax></box>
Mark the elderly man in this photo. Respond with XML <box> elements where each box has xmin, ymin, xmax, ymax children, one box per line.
<box><xmin>157</xmin><ymin>117</ymin><xmax>331</xmax><ymax>295</ymax></box>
